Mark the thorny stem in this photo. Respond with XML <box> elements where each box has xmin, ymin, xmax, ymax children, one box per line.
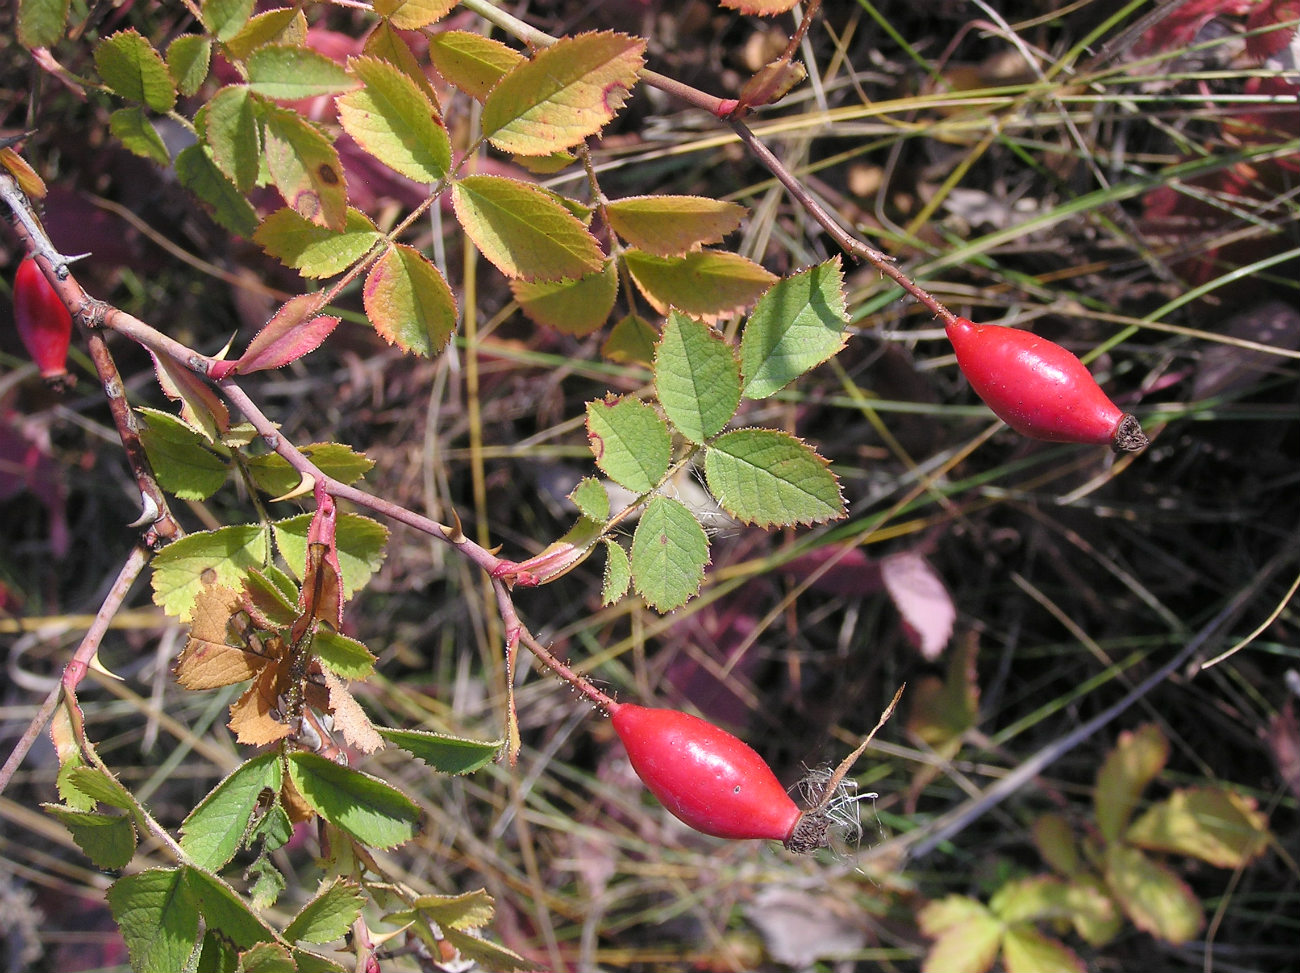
<box><xmin>0</xmin><ymin>543</ymin><xmax>150</xmax><ymax>796</ymax></box>
<box><xmin>1</xmin><ymin>173</ymin><xmax>183</xmax><ymax>543</ymax></box>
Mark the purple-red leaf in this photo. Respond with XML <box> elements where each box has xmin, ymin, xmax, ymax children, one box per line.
<box><xmin>225</xmin><ymin>293</ymin><xmax>339</xmax><ymax>376</ymax></box>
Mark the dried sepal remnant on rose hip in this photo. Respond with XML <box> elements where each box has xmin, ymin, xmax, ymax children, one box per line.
<box><xmin>13</xmin><ymin>256</ymin><xmax>74</xmax><ymax>389</ymax></box>
<box><xmin>946</xmin><ymin>317</ymin><xmax>1148</xmax><ymax>452</ymax></box>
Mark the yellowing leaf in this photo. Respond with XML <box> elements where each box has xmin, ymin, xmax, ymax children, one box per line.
<box><xmin>174</xmin><ymin>585</ymin><xmax>265</xmax><ymax>689</ymax></box>
<box><xmin>451</xmin><ymin>174</ymin><xmax>603</xmax><ymax>282</ymax></box>
<box><xmin>511</xmin><ymin>260</ymin><xmax>618</xmax><ymax>335</ymax></box>
<box><xmin>337</xmin><ymin>55</ymin><xmax>450</xmax><ymax>183</ymax></box>
<box><xmin>1000</xmin><ymin>926</ymin><xmax>1085</xmax><ymax>973</ymax></box>
<box><xmin>373</xmin><ymin>0</ymin><xmax>457</xmax><ymax>30</ymax></box>
<box><xmin>1095</xmin><ymin>723</ymin><xmax>1168</xmax><ymax>843</ymax></box>
<box><xmin>229</xmin><ymin>666</ymin><xmax>294</xmax><ymax>746</ymax></box>
<box><xmin>481</xmin><ymin>31</ymin><xmax>645</xmax><ymax>155</ymax></box>
<box><xmin>253</xmin><ymin>206</ymin><xmax>382</xmax><ymax>279</ymax></box>
<box><xmin>363</xmin><ymin>244</ymin><xmax>458</xmax><ymax>357</ymax></box>
<box><xmin>918</xmin><ymin>896</ymin><xmax>1002</xmax><ymax>973</ymax></box>
<box><xmin>625</xmin><ymin>248</ymin><xmax>776</xmax><ymax>323</ymax></box>
<box><xmin>0</xmin><ymin>147</ymin><xmax>47</xmax><ymax>199</ymax></box>
<box><xmin>605</xmin><ymin>195</ymin><xmax>746</xmax><ymax>256</ymax></box>
<box><xmin>1126</xmin><ymin>786</ymin><xmax>1271</xmax><ymax>868</ymax></box>
<box><xmin>1104</xmin><ymin>843</ymin><xmax>1203</xmax><ymax>944</ymax></box>
<box><xmin>428</xmin><ymin>30</ymin><xmax>523</xmax><ymax>102</ymax></box>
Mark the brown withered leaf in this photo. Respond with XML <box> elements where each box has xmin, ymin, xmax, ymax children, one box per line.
<box><xmin>175</xmin><ymin>585</ymin><xmax>269</xmax><ymax>690</ymax></box>
<box><xmin>229</xmin><ymin>666</ymin><xmax>295</xmax><ymax>747</ymax></box>
<box><xmin>280</xmin><ymin>772</ymin><xmax>316</xmax><ymax>823</ymax></box>
<box><xmin>323</xmin><ymin>668</ymin><xmax>383</xmax><ymax>754</ymax></box>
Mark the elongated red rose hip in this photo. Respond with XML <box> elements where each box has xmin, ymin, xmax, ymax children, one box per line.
<box><xmin>946</xmin><ymin>318</ymin><xmax>1147</xmax><ymax>451</ymax></box>
<box><xmin>610</xmin><ymin>702</ymin><xmax>801</xmax><ymax>842</ymax></box>
<box><xmin>13</xmin><ymin>257</ymin><xmax>73</xmax><ymax>388</ymax></box>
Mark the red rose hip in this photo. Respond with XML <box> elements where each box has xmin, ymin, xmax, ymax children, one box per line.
<box><xmin>610</xmin><ymin>702</ymin><xmax>801</xmax><ymax>842</ymax></box>
<box><xmin>13</xmin><ymin>257</ymin><xmax>73</xmax><ymax>388</ymax></box>
<box><xmin>946</xmin><ymin>317</ymin><xmax>1147</xmax><ymax>452</ymax></box>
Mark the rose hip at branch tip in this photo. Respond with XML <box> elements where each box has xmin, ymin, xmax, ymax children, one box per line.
<box><xmin>609</xmin><ymin>702</ymin><xmax>802</xmax><ymax>843</ymax></box>
<box><xmin>946</xmin><ymin>317</ymin><xmax>1148</xmax><ymax>452</ymax></box>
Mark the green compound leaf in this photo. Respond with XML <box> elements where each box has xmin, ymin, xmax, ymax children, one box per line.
<box><xmin>739</xmin><ymin>257</ymin><xmax>848</xmax><ymax>399</ymax></box>
<box><xmin>246</xmin><ymin>442</ymin><xmax>374</xmax><ymax>499</ymax></box>
<box><xmin>223</xmin><ymin>7</ymin><xmax>305</xmax><ymax>62</ymax></box>
<box><xmin>605</xmin><ymin>195</ymin><xmax>746</xmax><ymax>257</ymax></box>
<box><xmin>481</xmin><ymin>31</ymin><xmax>645</xmax><ymax>156</ymax></box>
<box><xmin>584</xmin><ymin>395</ymin><xmax>671</xmax><ymax>494</ymax></box>
<box><xmin>511</xmin><ymin>259</ymin><xmax>618</xmax><ymax>335</ymax></box>
<box><xmin>377</xmin><ymin>728</ymin><xmax>501</xmax><ymax>775</ymax></box>
<box><xmin>624</xmin><ymin>248</ymin><xmax>776</xmax><ymax>323</ymax></box>
<box><xmin>287</xmin><ymin>752</ymin><xmax>421</xmax><ymax>848</ymax></box>
<box><xmin>179</xmin><ymin>752</ymin><xmax>282</xmax><ymax>871</ymax></box>
<box><xmin>199</xmin><ymin>84</ymin><xmax>261</xmax><ymax>193</ymax></box>
<box><xmin>372</xmin><ymin>0</ymin><xmax>457</xmax><ymax>30</ymax></box>
<box><xmin>167</xmin><ymin>35</ymin><xmax>212</xmax><ymax>97</ymax></box>
<box><xmin>262</xmin><ymin>104</ymin><xmax>347</xmax><ymax>231</ymax></box>
<box><xmin>312</xmin><ymin>628</ymin><xmax>377</xmax><ymax>680</ymax></box>
<box><xmin>110</xmin><ymin>107</ymin><xmax>171</xmax><ymax>165</ymax></box>
<box><xmin>247</xmin><ymin>45</ymin><xmax>358</xmax><ymax>99</ymax></box>
<box><xmin>1103</xmin><ymin>843</ymin><xmax>1203</xmax><ymax>944</ymax></box>
<box><xmin>183</xmin><ymin>867</ymin><xmax>278</xmax><ymax>948</ymax></box>
<box><xmin>42</xmin><ymin>805</ymin><xmax>137</xmax><ymax>870</ymax></box>
<box><xmin>18</xmin><ymin>0</ymin><xmax>71</xmax><ymax>49</ymax></box>
<box><xmin>569</xmin><ymin>476</ymin><xmax>609</xmax><ymax>520</ymax></box>
<box><xmin>202</xmin><ymin>0</ymin><xmax>255</xmax><ymax>42</ymax></box>
<box><xmin>238</xmin><ymin>941</ymin><xmax>295</xmax><ymax>973</ymax></box>
<box><xmin>175</xmin><ymin>144</ymin><xmax>258</xmax><ymax>238</ymax></box>
<box><xmin>1095</xmin><ymin>723</ymin><xmax>1168</xmax><ymax>843</ymax></box>
<box><xmin>151</xmin><ymin>524</ymin><xmax>270</xmax><ymax>623</ymax></box>
<box><xmin>273</xmin><ymin>512</ymin><xmax>388</xmax><ymax>600</ymax></box>
<box><xmin>704</xmin><ymin>428</ymin><xmax>844</xmax><ymax>527</ymax></box>
<box><xmin>137</xmin><ymin>406</ymin><xmax>232</xmax><ymax>500</ymax></box>
<box><xmin>107</xmin><ymin>869</ymin><xmax>201</xmax><ymax>973</ymax></box>
<box><xmin>630</xmin><ymin>496</ymin><xmax>710</xmax><ymax>612</ymax></box>
<box><xmin>95</xmin><ymin>29</ymin><xmax>177</xmax><ymax>112</ymax></box>
<box><xmin>337</xmin><ymin>55</ymin><xmax>450</xmax><ymax>183</ymax></box>
<box><xmin>1126</xmin><ymin>786</ymin><xmax>1271</xmax><ymax>868</ymax></box>
<box><xmin>428</xmin><ymin>30</ymin><xmax>523</xmax><ymax>102</ymax></box>
<box><xmin>601</xmin><ymin>538</ymin><xmax>631</xmax><ymax>605</ymax></box>
<box><xmin>451</xmin><ymin>174</ymin><xmax>603</xmax><ymax>282</ymax></box>
<box><xmin>254</xmin><ymin>207</ymin><xmax>382</xmax><ymax>279</ymax></box>
<box><xmin>283</xmin><ymin>878</ymin><xmax>365</xmax><ymax>945</ymax></box>
<box><xmin>653</xmin><ymin>310</ymin><xmax>741</xmax><ymax>443</ymax></box>
<box><xmin>363</xmin><ymin>243</ymin><xmax>458</xmax><ymax>357</ymax></box>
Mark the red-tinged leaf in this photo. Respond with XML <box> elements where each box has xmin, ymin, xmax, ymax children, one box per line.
<box><xmin>881</xmin><ymin>550</ymin><xmax>955</xmax><ymax>661</ymax></box>
<box><xmin>1135</xmin><ymin>0</ymin><xmax>1255</xmax><ymax>55</ymax></box>
<box><xmin>363</xmin><ymin>244</ymin><xmax>457</xmax><ymax>356</ymax></box>
<box><xmin>737</xmin><ymin>57</ymin><xmax>806</xmax><ymax>111</ymax></box>
<box><xmin>226</xmin><ymin>293</ymin><xmax>339</xmax><ymax>375</ymax></box>
<box><xmin>1246</xmin><ymin>0</ymin><xmax>1300</xmax><ymax>61</ymax></box>
<box><xmin>500</xmin><ymin>516</ymin><xmax>604</xmax><ymax>586</ymax></box>
<box><xmin>1104</xmin><ymin>844</ymin><xmax>1204</xmax><ymax>944</ymax></box>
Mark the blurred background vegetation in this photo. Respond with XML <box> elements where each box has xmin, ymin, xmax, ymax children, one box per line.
<box><xmin>2</xmin><ymin>0</ymin><xmax>1297</xmax><ymax>969</ymax></box>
